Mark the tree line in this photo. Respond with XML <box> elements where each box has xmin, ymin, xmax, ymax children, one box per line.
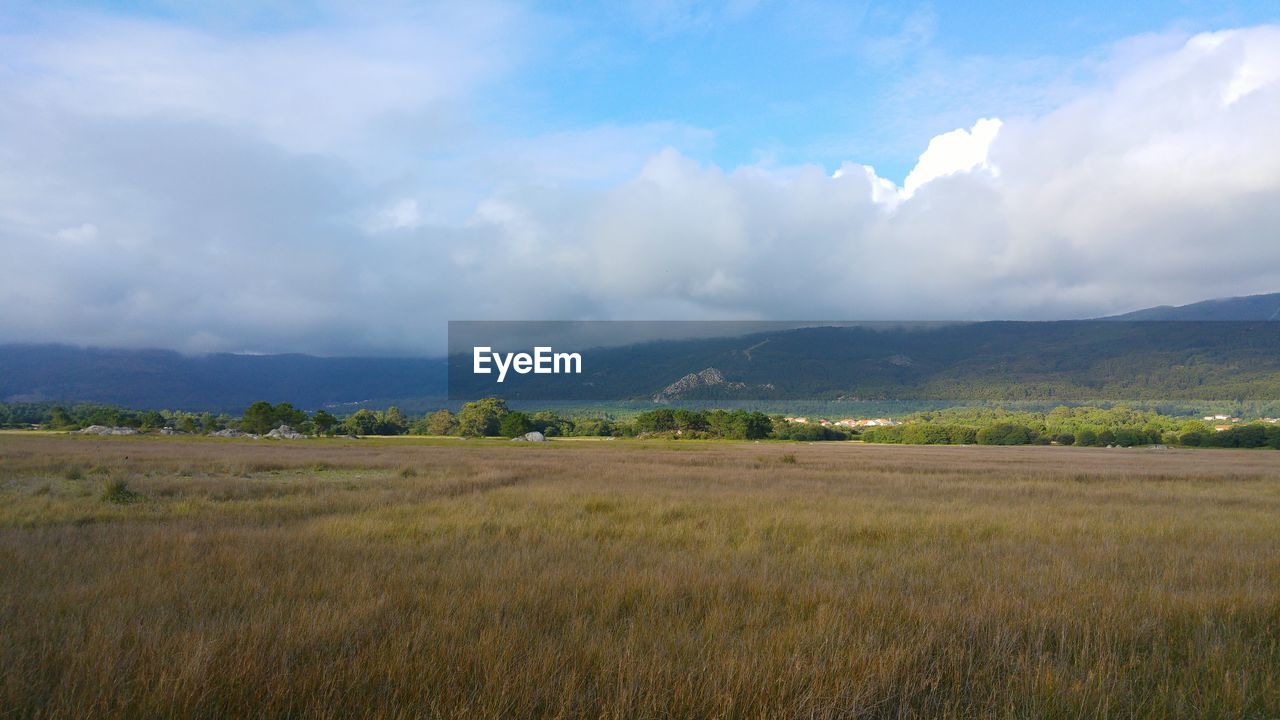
<box><xmin>4</xmin><ymin>399</ymin><xmax>1279</xmax><ymax>448</ymax></box>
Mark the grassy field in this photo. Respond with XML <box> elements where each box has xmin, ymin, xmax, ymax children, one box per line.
<box><xmin>2</xmin><ymin>435</ymin><xmax>1279</xmax><ymax>719</ymax></box>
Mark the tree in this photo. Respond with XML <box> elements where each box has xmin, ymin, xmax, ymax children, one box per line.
<box><xmin>737</xmin><ymin>411</ymin><xmax>773</xmax><ymax>440</ymax></box>
<box><xmin>976</xmin><ymin>423</ymin><xmax>1036</xmax><ymax>446</ymax></box>
<box><xmin>345</xmin><ymin>409</ymin><xmax>381</xmax><ymax>436</ymax></box>
<box><xmin>1113</xmin><ymin>428</ymin><xmax>1147</xmax><ymax>447</ymax></box>
<box><xmin>382</xmin><ymin>407</ymin><xmax>407</xmax><ymax>435</ymax></box>
<box><xmin>457</xmin><ymin>398</ymin><xmax>508</xmax><ymax>437</ymax></box>
<box><xmin>242</xmin><ymin>401</ymin><xmax>307</xmax><ymax>434</ymax></box>
<box><xmin>241</xmin><ymin>401</ymin><xmax>277</xmax><ymax>434</ymax></box>
<box><xmin>635</xmin><ymin>409</ymin><xmax>677</xmax><ymax>433</ymax></box>
<box><xmin>1179</xmin><ymin>430</ymin><xmax>1206</xmax><ymax>447</ymax></box>
<box><xmin>48</xmin><ymin>406</ymin><xmax>75</xmax><ymax>430</ymax></box>
<box><xmin>499</xmin><ymin>411</ymin><xmax>532</xmax><ymax>438</ymax></box>
<box><xmin>274</xmin><ymin>403</ymin><xmax>307</xmax><ymax>428</ymax></box>
<box><xmin>311</xmin><ymin>410</ymin><xmax>338</xmax><ymax>436</ymax></box>
<box><xmin>422</xmin><ymin>409</ymin><xmax>456</xmax><ymax>435</ymax></box>
<box><xmin>1267</xmin><ymin>426</ymin><xmax>1280</xmax><ymax>450</ymax></box>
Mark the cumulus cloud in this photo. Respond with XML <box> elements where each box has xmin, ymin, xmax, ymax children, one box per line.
<box><xmin>1</xmin><ymin>11</ymin><xmax>1279</xmax><ymax>355</ymax></box>
<box><xmin>901</xmin><ymin>118</ymin><xmax>1001</xmax><ymax>197</ymax></box>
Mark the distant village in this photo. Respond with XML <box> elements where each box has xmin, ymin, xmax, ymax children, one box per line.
<box><xmin>1204</xmin><ymin>414</ymin><xmax>1280</xmax><ymax>431</ymax></box>
<box><xmin>781</xmin><ymin>414</ymin><xmax>1280</xmax><ymax>433</ymax></box>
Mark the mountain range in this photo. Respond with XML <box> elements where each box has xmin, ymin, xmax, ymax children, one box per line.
<box><xmin>0</xmin><ymin>345</ymin><xmax>445</xmax><ymax>413</ymax></box>
<box><xmin>1</xmin><ymin>292</ymin><xmax>1277</xmax><ymax>411</ymax></box>
<box><xmin>1101</xmin><ymin>292</ymin><xmax>1280</xmax><ymax>321</ymax></box>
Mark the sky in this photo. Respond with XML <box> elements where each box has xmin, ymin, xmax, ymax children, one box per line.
<box><xmin>1</xmin><ymin>0</ymin><xmax>1279</xmax><ymax>356</ymax></box>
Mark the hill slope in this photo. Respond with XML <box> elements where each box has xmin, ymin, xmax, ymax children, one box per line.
<box><xmin>6</xmin><ymin>315</ymin><xmax>1280</xmax><ymax>411</ymax></box>
<box><xmin>450</xmin><ymin>321</ymin><xmax>1280</xmax><ymax>404</ymax></box>
<box><xmin>1103</xmin><ymin>292</ymin><xmax>1280</xmax><ymax>321</ymax></box>
<box><xmin>0</xmin><ymin>345</ymin><xmax>446</xmax><ymax>412</ymax></box>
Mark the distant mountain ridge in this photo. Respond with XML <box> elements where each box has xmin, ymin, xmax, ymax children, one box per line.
<box><xmin>1101</xmin><ymin>292</ymin><xmax>1280</xmax><ymax>321</ymax></box>
<box><xmin>4</xmin><ymin>293</ymin><xmax>1279</xmax><ymax>411</ymax></box>
<box><xmin>449</xmin><ymin>321</ymin><xmax>1280</xmax><ymax>405</ymax></box>
<box><xmin>0</xmin><ymin>345</ymin><xmax>446</xmax><ymax>412</ymax></box>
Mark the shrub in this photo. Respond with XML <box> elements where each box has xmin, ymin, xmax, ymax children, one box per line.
<box><xmin>900</xmin><ymin>424</ymin><xmax>952</xmax><ymax>445</ymax></box>
<box><xmin>976</xmin><ymin>423</ymin><xmax>1036</xmax><ymax>446</ymax></box>
<box><xmin>1113</xmin><ymin>428</ymin><xmax>1149</xmax><ymax>447</ymax></box>
<box><xmin>860</xmin><ymin>426</ymin><xmax>904</xmax><ymax>444</ymax></box>
<box><xmin>499</xmin><ymin>412</ymin><xmax>533</xmax><ymax>438</ymax></box>
<box><xmin>101</xmin><ymin>478</ymin><xmax>139</xmax><ymax>504</ymax></box>
<box><xmin>1054</xmin><ymin>433</ymin><xmax>1075</xmax><ymax>446</ymax></box>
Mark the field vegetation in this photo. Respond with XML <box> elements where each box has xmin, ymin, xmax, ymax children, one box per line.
<box><xmin>10</xmin><ymin>398</ymin><xmax>1280</xmax><ymax>450</ymax></box>
<box><xmin>2</xmin><ymin>435</ymin><xmax>1279</xmax><ymax>718</ymax></box>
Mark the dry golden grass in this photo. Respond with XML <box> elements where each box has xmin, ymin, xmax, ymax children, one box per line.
<box><xmin>2</xmin><ymin>434</ymin><xmax>1279</xmax><ymax>718</ymax></box>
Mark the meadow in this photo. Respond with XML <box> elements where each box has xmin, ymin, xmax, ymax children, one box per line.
<box><xmin>1</xmin><ymin>434</ymin><xmax>1278</xmax><ymax>719</ymax></box>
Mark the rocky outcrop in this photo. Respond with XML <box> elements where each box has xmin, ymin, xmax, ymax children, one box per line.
<box><xmin>210</xmin><ymin>428</ymin><xmax>260</xmax><ymax>439</ymax></box>
<box><xmin>653</xmin><ymin>368</ymin><xmax>746</xmax><ymax>402</ymax></box>
<box><xmin>77</xmin><ymin>425</ymin><xmax>139</xmax><ymax>436</ymax></box>
<box><xmin>511</xmin><ymin>431</ymin><xmax>546</xmax><ymax>442</ymax></box>
<box><xmin>266</xmin><ymin>425</ymin><xmax>306</xmax><ymax>440</ymax></box>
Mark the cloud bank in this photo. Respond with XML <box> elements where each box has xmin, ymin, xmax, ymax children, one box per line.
<box><xmin>1</xmin><ymin>11</ymin><xmax>1278</xmax><ymax>355</ymax></box>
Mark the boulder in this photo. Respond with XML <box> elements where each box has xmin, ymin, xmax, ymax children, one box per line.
<box><xmin>210</xmin><ymin>428</ymin><xmax>260</xmax><ymax>439</ymax></box>
<box><xmin>266</xmin><ymin>425</ymin><xmax>306</xmax><ymax>440</ymax></box>
<box><xmin>523</xmin><ymin>431</ymin><xmax>546</xmax><ymax>442</ymax></box>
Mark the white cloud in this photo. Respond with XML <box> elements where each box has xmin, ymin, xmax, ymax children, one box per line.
<box><xmin>9</xmin><ymin>4</ymin><xmax>526</xmax><ymax>157</ymax></box>
<box><xmin>901</xmin><ymin>117</ymin><xmax>1002</xmax><ymax>197</ymax></box>
<box><xmin>1</xmin><ymin>14</ymin><xmax>1279</xmax><ymax>355</ymax></box>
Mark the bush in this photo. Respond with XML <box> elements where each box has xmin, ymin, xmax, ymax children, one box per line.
<box><xmin>101</xmin><ymin>478</ymin><xmax>139</xmax><ymax>504</ymax></box>
<box><xmin>499</xmin><ymin>411</ymin><xmax>533</xmax><ymax>438</ymax></box>
<box><xmin>1207</xmin><ymin>424</ymin><xmax>1268</xmax><ymax>448</ymax></box>
<box><xmin>860</xmin><ymin>426</ymin><xmax>904</xmax><ymax>444</ymax></box>
<box><xmin>1179</xmin><ymin>431</ymin><xmax>1206</xmax><ymax>447</ymax></box>
<box><xmin>900</xmin><ymin>424</ymin><xmax>953</xmax><ymax>445</ymax></box>
<box><xmin>976</xmin><ymin>423</ymin><xmax>1036</xmax><ymax>446</ymax></box>
<box><xmin>1113</xmin><ymin>428</ymin><xmax>1149</xmax><ymax>447</ymax></box>
<box><xmin>1054</xmin><ymin>433</ymin><xmax>1075</xmax><ymax>446</ymax></box>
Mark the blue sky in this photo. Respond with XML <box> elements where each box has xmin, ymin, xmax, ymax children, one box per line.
<box><xmin>11</xmin><ymin>0</ymin><xmax>1277</xmax><ymax>181</ymax></box>
<box><xmin>2</xmin><ymin>1</ymin><xmax>1279</xmax><ymax>354</ymax></box>
<box><xmin>515</xmin><ymin>1</ymin><xmax>1276</xmax><ymax>179</ymax></box>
